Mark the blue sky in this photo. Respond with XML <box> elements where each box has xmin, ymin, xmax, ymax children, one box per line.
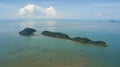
<box><xmin>0</xmin><ymin>0</ymin><xmax>120</xmax><ymax>19</ymax></box>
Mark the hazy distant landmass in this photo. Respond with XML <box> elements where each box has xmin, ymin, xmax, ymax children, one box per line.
<box><xmin>109</xmin><ymin>20</ymin><xmax>120</xmax><ymax>23</ymax></box>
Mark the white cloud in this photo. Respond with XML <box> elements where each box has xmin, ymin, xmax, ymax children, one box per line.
<box><xmin>18</xmin><ymin>4</ymin><xmax>57</xmax><ymax>18</ymax></box>
<box><xmin>44</xmin><ymin>6</ymin><xmax>57</xmax><ymax>17</ymax></box>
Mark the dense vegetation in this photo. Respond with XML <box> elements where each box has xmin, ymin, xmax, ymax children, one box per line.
<box><xmin>42</xmin><ymin>31</ymin><xmax>108</xmax><ymax>47</ymax></box>
<box><xmin>19</xmin><ymin>28</ymin><xmax>36</xmax><ymax>36</ymax></box>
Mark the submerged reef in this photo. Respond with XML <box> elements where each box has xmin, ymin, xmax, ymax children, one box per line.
<box><xmin>19</xmin><ymin>28</ymin><xmax>36</xmax><ymax>36</ymax></box>
<box><xmin>42</xmin><ymin>31</ymin><xmax>108</xmax><ymax>47</ymax></box>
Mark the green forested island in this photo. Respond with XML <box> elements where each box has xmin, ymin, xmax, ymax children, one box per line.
<box><xmin>42</xmin><ymin>31</ymin><xmax>108</xmax><ymax>47</ymax></box>
<box><xmin>19</xmin><ymin>28</ymin><xmax>36</xmax><ymax>36</ymax></box>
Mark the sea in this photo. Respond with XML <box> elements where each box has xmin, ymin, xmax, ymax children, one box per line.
<box><xmin>0</xmin><ymin>19</ymin><xmax>120</xmax><ymax>67</ymax></box>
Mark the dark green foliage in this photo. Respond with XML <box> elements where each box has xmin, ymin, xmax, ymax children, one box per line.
<box><xmin>42</xmin><ymin>31</ymin><xmax>70</xmax><ymax>39</ymax></box>
<box><xmin>94</xmin><ymin>41</ymin><xmax>107</xmax><ymax>47</ymax></box>
<box><xmin>71</xmin><ymin>37</ymin><xmax>107</xmax><ymax>47</ymax></box>
<box><xmin>42</xmin><ymin>31</ymin><xmax>108</xmax><ymax>47</ymax></box>
<box><xmin>71</xmin><ymin>37</ymin><xmax>93</xmax><ymax>44</ymax></box>
<box><xmin>19</xmin><ymin>28</ymin><xmax>36</xmax><ymax>36</ymax></box>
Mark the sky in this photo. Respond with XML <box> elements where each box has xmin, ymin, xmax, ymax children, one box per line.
<box><xmin>0</xmin><ymin>0</ymin><xmax>120</xmax><ymax>19</ymax></box>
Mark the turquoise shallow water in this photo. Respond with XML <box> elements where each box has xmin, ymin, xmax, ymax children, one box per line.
<box><xmin>0</xmin><ymin>19</ymin><xmax>120</xmax><ymax>67</ymax></box>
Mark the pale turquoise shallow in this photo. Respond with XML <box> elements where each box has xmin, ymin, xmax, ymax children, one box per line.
<box><xmin>0</xmin><ymin>19</ymin><xmax>120</xmax><ymax>67</ymax></box>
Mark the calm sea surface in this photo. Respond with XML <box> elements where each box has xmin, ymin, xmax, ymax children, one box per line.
<box><xmin>0</xmin><ymin>19</ymin><xmax>120</xmax><ymax>67</ymax></box>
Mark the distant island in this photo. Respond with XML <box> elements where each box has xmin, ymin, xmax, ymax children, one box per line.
<box><xmin>42</xmin><ymin>31</ymin><xmax>108</xmax><ymax>47</ymax></box>
<box><xmin>109</xmin><ymin>20</ymin><xmax>120</xmax><ymax>23</ymax></box>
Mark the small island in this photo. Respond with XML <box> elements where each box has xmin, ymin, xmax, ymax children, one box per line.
<box><xmin>42</xmin><ymin>31</ymin><xmax>108</xmax><ymax>47</ymax></box>
<box><xmin>19</xmin><ymin>28</ymin><xmax>36</xmax><ymax>36</ymax></box>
